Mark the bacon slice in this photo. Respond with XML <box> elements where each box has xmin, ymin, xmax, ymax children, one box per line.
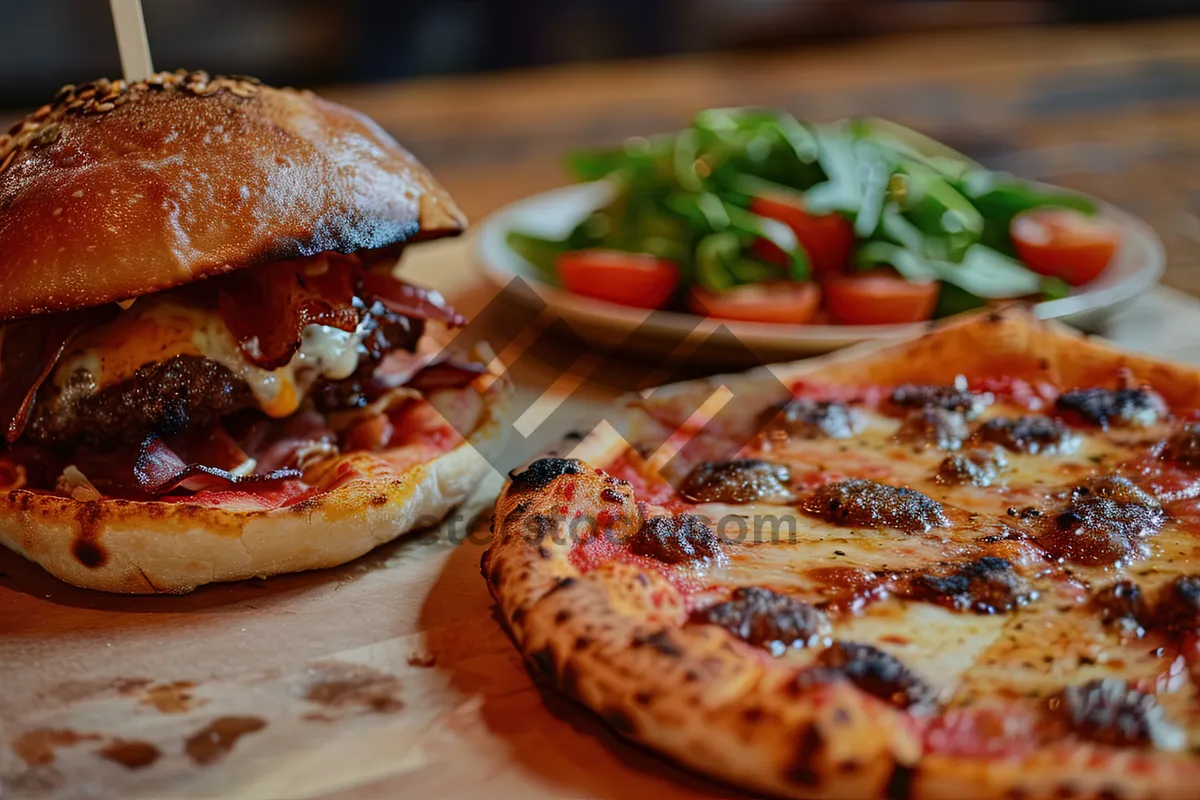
<box><xmin>359</xmin><ymin>271</ymin><xmax>465</xmax><ymax>327</ymax></box>
<box><xmin>217</xmin><ymin>256</ymin><xmax>361</xmax><ymax>370</ymax></box>
<box><xmin>0</xmin><ymin>306</ymin><xmax>118</xmax><ymax>443</ymax></box>
<box><xmin>133</xmin><ymin>434</ymin><xmax>301</xmax><ymax>495</ymax></box>
<box><xmin>236</xmin><ymin>408</ymin><xmax>337</xmax><ymax>473</ymax></box>
<box><xmin>69</xmin><ymin>427</ymin><xmax>302</xmax><ymax>497</ymax></box>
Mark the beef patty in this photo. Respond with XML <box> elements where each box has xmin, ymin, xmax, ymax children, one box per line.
<box><xmin>25</xmin><ymin>355</ymin><xmax>256</xmax><ymax>449</ymax></box>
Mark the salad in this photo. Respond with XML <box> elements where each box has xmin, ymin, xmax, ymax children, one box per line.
<box><xmin>506</xmin><ymin>110</ymin><xmax>1122</xmax><ymax>326</ymax></box>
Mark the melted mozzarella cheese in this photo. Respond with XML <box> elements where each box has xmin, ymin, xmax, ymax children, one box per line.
<box><xmin>53</xmin><ymin>297</ymin><xmax>367</xmax><ymax>418</ymax></box>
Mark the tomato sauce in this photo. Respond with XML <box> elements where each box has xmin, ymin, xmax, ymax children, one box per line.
<box><xmin>967</xmin><ymin>375</ymin><xmax>1058</xmax><ymax>411</ymax></box>
<box><xmin>604</xmin><ymin>450</ymin><xmax>679</xmax><ymax>506</ymax></box>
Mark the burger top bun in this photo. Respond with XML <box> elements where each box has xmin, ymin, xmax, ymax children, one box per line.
<box><xmin>0</xmin><ymin>70</ymin><xmax>465</xmax><ymax>320</ymax></box>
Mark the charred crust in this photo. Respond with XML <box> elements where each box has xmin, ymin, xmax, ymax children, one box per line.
<box><xmin>602</xmin><ymin>708</ymin><xmax>636</xmax><ymax>736</ymax></box>
<box><xmin>810</xmin><ymin>642</ymin><xmax>937</xmax><ymax>711</ymax></box>
<box><xmin>1164</xmin><ymin>423</ymin><xmax>1200</xmax><ymax>468</ymax></box>
<box><xmin>507</xmin><ymin>458</ymin><xmax>583</xmax><ymax>493</ymax></box>
<box><xmin>894</xmin><ymin>407</ymin><xmax>968</xmax><ymax>451</ymax></box>
<box><xmin>629</xmin><ymin>514</ymin><xmax>723</xmax><ymax>565</ymax></box>
<box><xmin>72</xmin><ymin>539</ymin><xmax>107</xmax><ymax>568</ymax></box>
<box><xmin>691</xmin><ymin>587</ymin><xmax>829</xmax><ymax>652</ymax></box>
<box><xmin>907</xmin><ymin>557</ymin><xmax>1034</xmax><ymax>614</ymax></box>
<box><xmin>512</xmin><ymin>500</ymin><xmax>530</xmax><ymax>516</ymax></box>
<box><xmin>553</xmin><ymin>609</ymin><xmax>571</xmax><ymax>625</ymax></box>
<box><xmin>72</xmin><ymin>502</ymin><xmax>108</xmax><ymax>568</ymax></box>
<box><xmin>783</xmin><ymin>726</ymin><xmax>826</xmax><ymax>786</ymax></box>
<box><xmin>632</xmin><ymin>630</ymin><xmax>684</xmax><ymax>658</ymax></box>
<box><xmin>1051</xmin><ymin>679</ymin><xmax>1182</xmax><ymax>749</ymax></box>
<box><xmin>559</xmin><ymin>662</ymin><xmax>581</xmax><ymax>697</ymax></box>
<box><xmin>935</xmin><ymin>447</ymin><xmax>1007</xmax><ymax>487</ymax></box>
<box><xmin>527</xmin><ymin>647</ymin><xmax>555</xmax><ymax>680</ymax></box>
<box><xmin>1055</xmin><ymin>387</ymin><xmax>1164</xmax><ymax>429</ymax></box>
<box><xmin>479</xmin><ymin>539</ymin><xmax>496</xmax><ymax>571</ymax></box>
<box><xmin>679</xmin><ymin>459</ymin><xmax>791</xmax><ymax>504</ymax></box>
<box><xmin>885</xmin><ymin>763</ymin><xmax>916</xmax><ymax>800</ymax></box>
<box><xmin>525</xmin><ymin>514</ymin><xmax>556</xmax><ymax>544</ymax></box>
<box><xmin>972</xmin><ymin>416</ymin><xmax>1077</xmax><ymax>455</ymax></box>
<box><xmin>764</xmin><ymin>398</ymin><xmax>862</xmax><ymax>440</ymax></box>
<box><xmin>803</xmin><ymin>479</ymin><xmax>947</xmax><ymax>533</ymax></box>
<box><xmin>543</xmin><ymin>576</ymin><xmax>578</xmax><ymax>598</ymax></box>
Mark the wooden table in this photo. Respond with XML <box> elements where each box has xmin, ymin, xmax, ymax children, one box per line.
<box><xmin>4</xmin><ymin>21</ymin><xmax>1200</xmax><ymax>800</ymax></box>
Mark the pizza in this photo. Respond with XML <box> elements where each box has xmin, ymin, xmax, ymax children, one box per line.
<box><xmin>482</xmin><ymin>311</ymin><xmax>1200</xmax><ymax>799</ymax></box>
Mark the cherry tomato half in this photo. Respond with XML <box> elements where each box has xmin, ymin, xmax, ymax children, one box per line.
<box><xmin>555</xmin><ymin>250</ymin><xmax>680</xmax><ymax>309</ymax></box>
<box><xmin>749</xmin><ymin>196</ymin><xmax>855</xmax><ymax>277</ymax></box>
<box><xmin>824</xmin><ymin>270</ymin><xmax>939</xmax><ymax>325</ymax></box>
<box><xmin>1010</xmin><ymin>208</ymin><xmax>1120</xmax><ymax>287</ymax></box>
<box><xmin>687</xmin><ymin>282</ymin><xmax>821</xmax><ymax>325</ymax></box>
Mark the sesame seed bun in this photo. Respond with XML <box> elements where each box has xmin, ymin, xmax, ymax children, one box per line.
<box><xmin>0</xmin><ymin>71</ymin><xmax>465</xmax><ymax>320</ymax></box>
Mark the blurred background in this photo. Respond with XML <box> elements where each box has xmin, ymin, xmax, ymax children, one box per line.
<box><xmin>2</xmin><ymin>0</ymin><xmax>1198</xmax><ymax>292</ymax></box>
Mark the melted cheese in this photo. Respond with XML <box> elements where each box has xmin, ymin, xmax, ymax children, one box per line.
<box><xmin>53</xmin><ymin>296</ymin><xmax>367</xmax><ymax>418</ymax></box>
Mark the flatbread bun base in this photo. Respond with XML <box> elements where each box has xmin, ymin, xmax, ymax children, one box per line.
<box><xmin>0</xmin><ymin>372</ymin><xmax>507</xmax><ymax>594</ymax></box>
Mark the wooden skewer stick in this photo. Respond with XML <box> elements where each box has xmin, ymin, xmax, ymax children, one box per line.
<box><xmin>108</xmin><ymin>0</ymin><xmax>154</xmax><ymax>83</ymax></box>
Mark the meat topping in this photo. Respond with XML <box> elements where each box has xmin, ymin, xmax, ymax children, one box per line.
<box><xmin>805</xmin><ymin>642</ymin><xmax>938</xmax><ymax>711</ymax></box>
<box><xmin>894</xmin><ymin>407</ymin><xmax>968</xmax><ymax>451</ymax></box>
<box><xmin>935</xmin><ymin>447</ymin><xmax>1007</xmax><ymax>487</ymax></box>
<box><xmin>26</xmin><ymin>356</ymin><xmax>255</xmax><ymax>449</ymax></box>
<box><xmin>1164</xmin><ymin>423</ymin><xmax>1200</xmax><ymax>468</ymax></box>
<box><xmin>1051</xmin><ymin>679</ymin><xmax>1184</xmax><ymax>750</ymax></box>
<box><xmin>630</xmin><ymin>514</ymin><xmax>724</xmax><ymax>565</ymax></box>
<box><xmin>1038</xmin><ymin>476</ymin><xmax>1163</xmax><ymax>566</ymax></box>
<box><xmin>1155</xmin><ymin>575</ymin><xmax>1200</xmax><ymax>631</ymax></box>
<box><xmin>889</xmin><ymin>381</ymin><xmax>991</xmax><ymax>419</ymax></box>
<box><xmin>905</xmin><ymin>557</ymin><xmax>1035</xmax><ymax>614</ymax></box>
<box><xmin>1093</xmin><ymin>580</ymin><xmax>1149</xmax><ymax>638</ymax></box>
<box><xmin>972</xmin><ymin>415</ymin><xmax>1078</xmax><ymax>455</ymax></box>
<box><xmin>691</xmin><ymin>587</ymin><xmax>829</xmax><ymax>653</ymax></box>
<box><xmin>803</xmin><ymin>478</ymin><xmax>948</xmax><ymax>533</ymax></box>
<box><xmin>764</xmin><ymin>398</ymin><xmax>862</xmax><ymax>441</ymax></box>
<box><xmin>1055</xmin><ymin>387</ymin><xmax>1165</xmax><ymax>429</ymax></box>
<box><xmin>680</xmin><ymin>459</ymin><xmax>791</xmax><ymax>504</ymax></box>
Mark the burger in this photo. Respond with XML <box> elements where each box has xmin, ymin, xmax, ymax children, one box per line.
<box><xmin>0</xmin><ymin>71</ymin><xmax>506</xmax><ymax>593</ymax></box>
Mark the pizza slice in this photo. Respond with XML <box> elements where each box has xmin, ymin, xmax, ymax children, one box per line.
<box><xmin>483</xmin><ymin>311</ymin><xmax>1200</xmax><ymax>799</ymax></box>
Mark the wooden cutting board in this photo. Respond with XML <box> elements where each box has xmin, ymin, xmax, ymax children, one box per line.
<box><xmin>2</xmin><ymin>238</ymin><xmax>1197</xmax><ymax>799</ymax></box>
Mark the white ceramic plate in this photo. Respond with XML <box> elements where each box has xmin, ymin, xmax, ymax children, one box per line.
<box><xmin>474</xmin><ymin>182</ymin><xmax>1165</xmax><ymax>365</ymax></box>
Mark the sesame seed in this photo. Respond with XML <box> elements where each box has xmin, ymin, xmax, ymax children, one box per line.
<box><xmin>0</xmin><ymin>150</ymin><xmax>15</xmax><ymax>175</ymax></box>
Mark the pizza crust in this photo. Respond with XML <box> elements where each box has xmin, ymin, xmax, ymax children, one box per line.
<box><xmin>0</xmin><ymin>368</ymin><xmax>508</xmax><ymax>594</ymax></box>
<box><xmin>483</xmin><ymin>310</ymin><xmax>1200</xmax><ymax>799</ymax></box>
<box><xmin>485</xmin><ymin>474</ymin><xmax>920</xmax><ymax>799</ymax></box>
